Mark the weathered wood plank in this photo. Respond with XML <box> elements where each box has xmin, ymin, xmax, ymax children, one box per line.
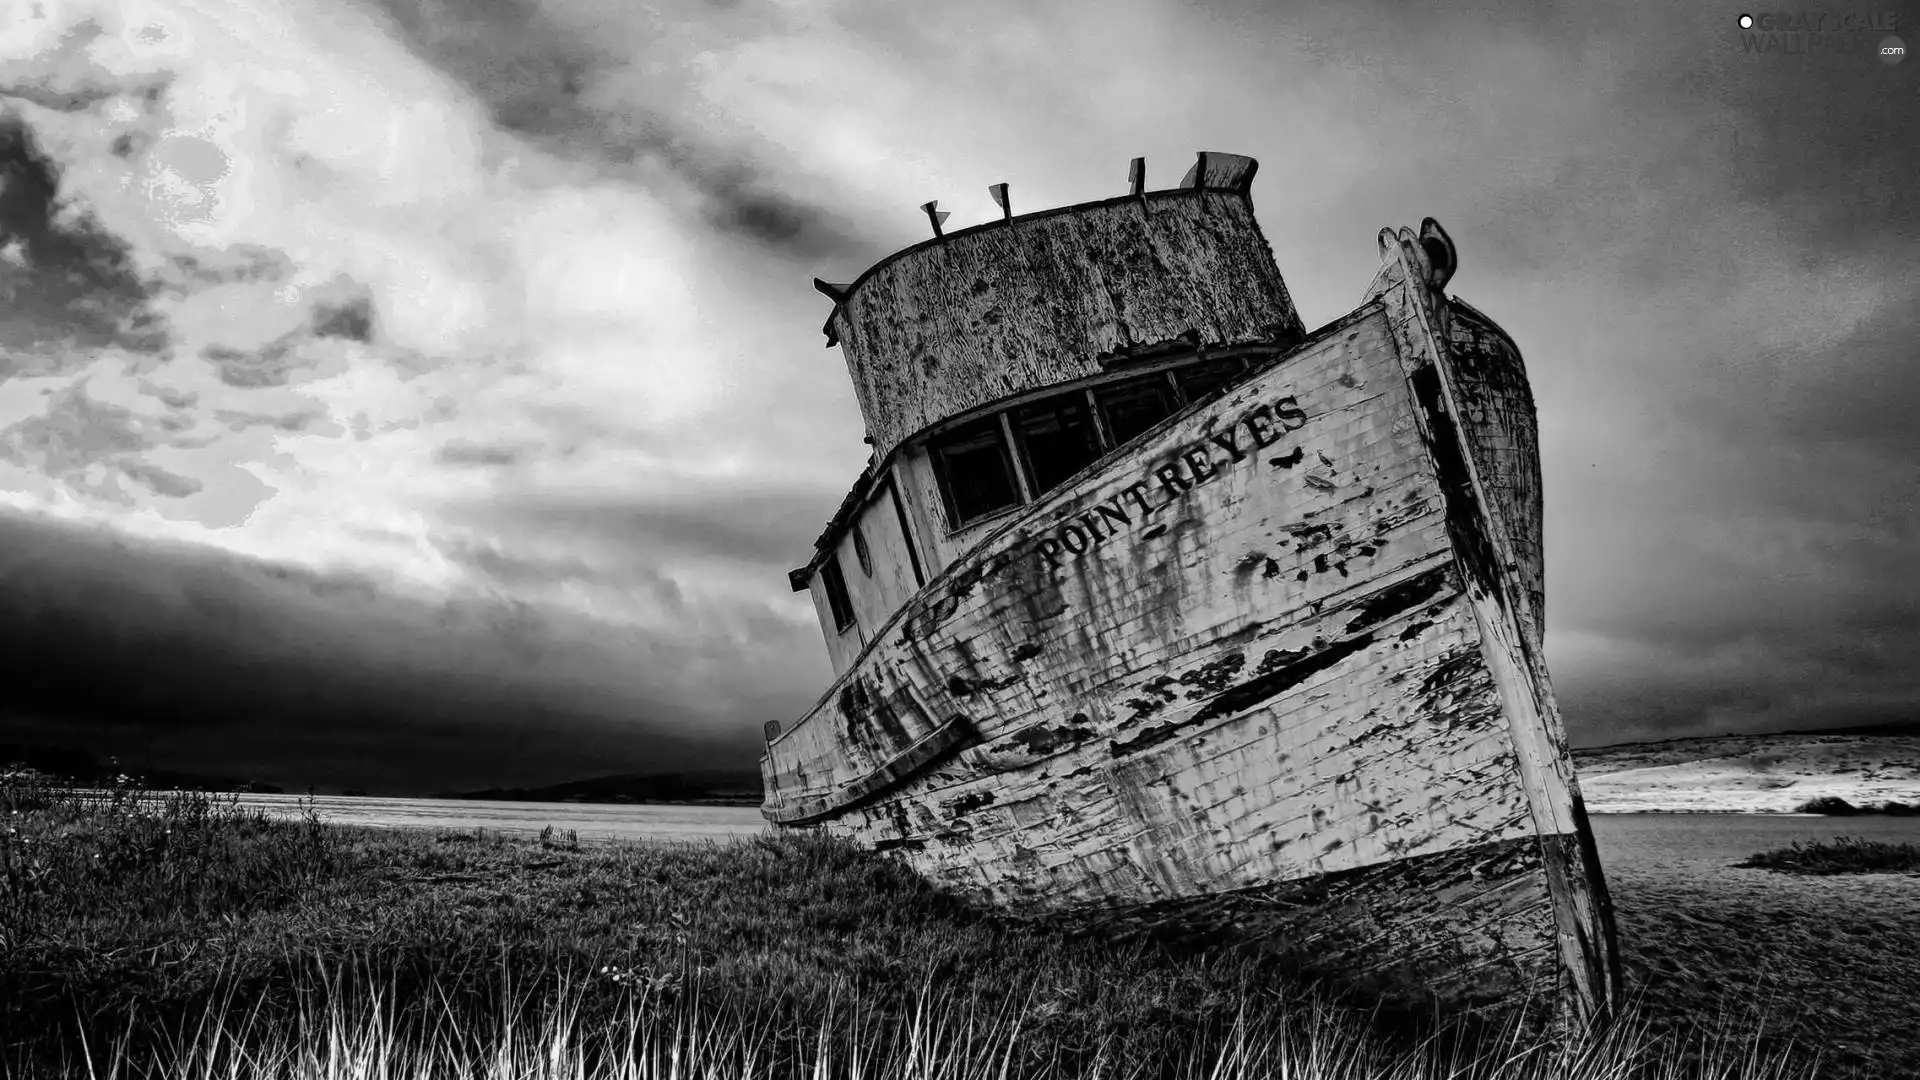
<box><xmin>764</xmin><ymin>714</ymin><xmax>976</xmax><ymax>825</ymax></box>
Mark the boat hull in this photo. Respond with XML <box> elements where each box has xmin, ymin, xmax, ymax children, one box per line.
<box><xmin>763</xmin><ymin>240</ymin><xmax>1618</xmax><ymax>1026</ymax></box>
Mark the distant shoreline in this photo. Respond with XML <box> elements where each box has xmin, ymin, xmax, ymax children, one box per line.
<box><xmin>426</xmin><ymin>792</ymin><xmax>762</xmax><ymax>807</ymax></box>
<box><xmin>24</xmin><ymin>783</ymin><xmax>1920</xmax><ymax>817</ymax></box>
<box><xmin>436</xmin><ymin>796</ymin><xmax>765</xmax><ymax>808</ymax></box>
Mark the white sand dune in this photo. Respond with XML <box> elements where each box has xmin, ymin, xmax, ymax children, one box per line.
<box><xmin>1574</xmin><ymin>731</ymin><xmax>1920</xmax><ymax>813</ymax></box>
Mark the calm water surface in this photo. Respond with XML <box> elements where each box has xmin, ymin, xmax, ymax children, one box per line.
<box><xmin>1588</xmin><ymin>812</ymin><xmax>1920</xmax><ymax>873</ymax></box>
<box><xmin>232</xmin><ymin>793</ymin><xmax>769</xmax><ymax>844</ymax></box>
<box><xmin>228</xmin><ymin>795</ymin><xmax>1920</xmax><ymax>860</ymax></box>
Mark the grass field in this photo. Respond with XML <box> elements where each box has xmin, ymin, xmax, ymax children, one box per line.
<box><xmin>3</xmin><ymin>777</ymin><xmax>1911</xmax><ymax>1080</ymax></box>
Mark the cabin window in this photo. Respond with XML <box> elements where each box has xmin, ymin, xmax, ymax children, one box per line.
<box><xmin>1174</xmin><ymin>357</ymin><xmax>1249</xmax><ymax>405</ymax></box>
<box><xmin>820</xmin><ymin>553</ymin><xmax>856</xmax><ymax>631</ymax></box>
<box><xmin>930</xmin><ymin>415</ymin><xmax>1021</xmax><ymax>528</ymax></box>
<box><xmin>852</xmin><ymin>525</ymin><xmax>873</xmax><ymax>576</ymax></box>
<box><xmin>1094</xmin><ymin>376</ymin><xmax>1178</xmax><ymax>448</ymax></box>
<box><xmin>1010</xmin><ymin>392</ymin><xmax>1102</xmax><ymax>496</ymax></box>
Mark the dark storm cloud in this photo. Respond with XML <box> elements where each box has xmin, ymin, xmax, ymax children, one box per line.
<box><xmin>0</xmin><ymin>114</ymin><xmax>165</xmax><ymax>357</ymax></box>
<box><xmin>1550</xmin><ymin>329</ymin><xmax>1920</xmax><ymax>742</ymax></box>
<box><xmin>201</xmin><ymin>341</ymin><xmax>303</xmax><ymax>388</ymax></box>
<box><xmin>438</xmin><ymin>539</ymin><xmax>593</xmax><ymax>587</ymax></box>
<box><xmin>0</xmin><ymin>19</ymin><xmax>168</xmax><ymax>115</ymax></box>
<box><xmin>1688</xmin><ymin>58</ymin><xmax>1914</xmax><ymax>257</ymax></box>
<box><xmin>311</xmin><ymin>295</ymin><xmax>376</xmax><ymax>343</ymax></box>
<box><xmin>432</xmin><ymin>533</ymin><xmax>690</xmax><ymax>614</ymax></box>
<box><xmin>1558</xmin><ymin>495</ymin><xmax>1917</xmax><ymax>666</ymax></box>
<box><xmin>625</xmin><ymin>130</ymin><xmax>872</xmax><ymax>264</ymax></box>
<box><xmin>0</xmin><ymin>510</ymin><xmax>793</xmax><ymax>792</ymax></box>
<box><xmin>0</xmin><ymin>383</ymin><xmax>204</xmax><ymax>502</ymax></box>
<box><xmin>168</xmin><ymin>247</ymin><xmax>297</xmax><ymax>289</ymax></box>
<box><xmin>436</xmin><ymin>439</ymin><xmax>527</xmax><ymax>468</ymax></box>
<box><xmin>362</xmin><ymin>0</ymin><xmax>867</xmax><ymax>262</ymax></box>
<box><xmin>1</xmin><ymin>383</ymin><xmax>155</xmax><ymax>466</ymax></box>
<box><xmin>212</xmin><ymin>406</ymin><xmax>333</xmax><ymax>434</ymax></box>
<box><xmin>685</xmin><ymin>160</ymin><xmax>854</xmax><ymax>259</ymax></box>
<box><xmin>117</xmin><ymin>458</ymin><xmax>204</xmax><ymax>498</ymax></box>
<box><xmin>1676</xmin><ymin>281</ymin><xmax>1920</xmax><ymax>460</ymax></box>
<box><xmin>473</xmin><ymin>482</ymin><xmax>845</xmax><ymax>571</ymax></box>
<box><xmin>196</xmin><ymin>305</ymin><xmax>361</xmax><ymax>388</ymax></box>
<box><xmin>4</xmin><ymin>81</ymin><xmax>123</xmax><ymax>115</ymax></box>
<box><xmin>1560</xmin><ymin>608</ymin><xmax>1920</xmax><ymax>744</ymax></box>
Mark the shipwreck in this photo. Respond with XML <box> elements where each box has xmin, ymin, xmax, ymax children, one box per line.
<box><xmin>763</xmin><ymin>151</ymin><xmax>1622</xmax><ymax>1028</ymax></box>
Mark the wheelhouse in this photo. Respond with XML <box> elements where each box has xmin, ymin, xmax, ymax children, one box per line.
<box><xmin>790</xmin><ymin>347</ymin><xmax>1281</xmax><ymax>673</ymax></box>
<box><xmin>785</xmin><ymin>151</ymin><xmax>1306</xmax><ymax>676</ymax></box>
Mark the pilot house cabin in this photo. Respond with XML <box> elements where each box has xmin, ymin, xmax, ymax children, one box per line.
<box><xmin>797</xmin><ymin>348</ymin><xmax>1282</xmax><ymax>672</ymax></box>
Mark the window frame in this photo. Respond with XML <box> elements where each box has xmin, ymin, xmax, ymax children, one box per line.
<box><xmin>1091</xmin><ymin>373</ymin><xmax>1180</xmax><ymax>450</ymax></box>
<box><xmin>928</xmin><ymin>414</ymin><xmax>1025</xmax><ymax>532</ymax></box>
<box><xmin>917</xmin><ymin>349</ymin><xmax>1278</xmax><ymax>537</ymax></box>
<box><xmin>1008</xmin><ymin>389</ymin><xmax>1105</xmax><ymax>498</ymax></box>
<box><xmin>819</xmin><ymin>552</ymin><xmax>856</xmax><ymax>632</ymax></box>
<box><xmin>1171</xmin><ymin>356</ymin><xmax>1250</xmax><ymax>407</ymax></box>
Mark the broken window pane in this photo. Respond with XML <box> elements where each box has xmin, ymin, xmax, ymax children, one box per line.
<box><xmin>1011</xmin><ymin>393</ymin><xmax>1102</xmax><ymax>496</ymax></box>
<box><xmin>930</xmin><ymin>415</ymin><xmax>1020</xmax><ymax>527</ymax></box>
<box><xmin>1175</xmin><ymin>357</ymin><xmax>1249</xmax><ymax>405</ymax></box>
<box><xmin>1095</xmin><ymin>376</ymin><xmax>1178</xmax><ymax>448</ymax></box>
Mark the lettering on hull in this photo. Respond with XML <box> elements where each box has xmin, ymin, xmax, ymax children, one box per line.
<box><xmin>1032</xmin><ymin>396</ymin><xmax>1309</xmax><ymax>570</ymax></box>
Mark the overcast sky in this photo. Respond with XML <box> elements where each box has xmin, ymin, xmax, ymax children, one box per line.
<box><xmin>0</xmin><ymin>0</ymin><xmax>1913</xmax><ymax>793</ymax></box>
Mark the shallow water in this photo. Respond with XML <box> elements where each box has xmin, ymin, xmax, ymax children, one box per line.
<box><xmin>1588</xmin><ymin>811</ymin><xmax>1920</xmax><ymax>873</ymax></box>
<box><xmin>228</xmin><ymin>792</ymin><xmax>770</xmax><ymax>844</ymax></box>
<box><xmin>223</xmin><ymin>792</ymin><xmax>1920</xmax><ymax>862</ymax></box>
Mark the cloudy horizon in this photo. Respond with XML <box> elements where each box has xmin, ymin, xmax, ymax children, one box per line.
<box><xmin>0</xmin><ymin>0</ymin><xmax>1914</xmax><ymax>794</ymax></box>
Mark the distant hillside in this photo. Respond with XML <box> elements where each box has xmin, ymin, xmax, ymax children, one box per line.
<box><xmin>0</xmin><ymin>742</ymin><xmax>284</xmax><ymax>793</ymax></box>
<box><xmin>1575</xmin><ymin>729</ymin><xmax>1920</xmax><ymax>813</ymax></box>
<box><xmin>434</xmin><ymin>770</ymin><xmax>763</xmax><ymax>806</ymax></box>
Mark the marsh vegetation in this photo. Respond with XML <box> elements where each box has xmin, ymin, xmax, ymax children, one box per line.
<box><xmin>1791</xmin><ymin>795</ymin><xmax>1919</xmax><ymax>816</ymax></box>
<box><xmin>1733</xmin><ymin>835</ymin><xmax>1920</xmax><ymax>875</ymax></box>
<box><xmin>2</xmin><ymin>775</ymin><xmax>1903</xmax><ymax>1079</ymax></box>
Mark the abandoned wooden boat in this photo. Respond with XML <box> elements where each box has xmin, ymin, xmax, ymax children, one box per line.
<box><xmin>765</xmin><ymin>152</ymin><xmax>1622</xmax><ymax>1027</ymax></box>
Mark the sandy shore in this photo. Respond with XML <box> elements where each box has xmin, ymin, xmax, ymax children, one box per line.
<box><xmin>1591</xmin><ymin>815</ymin><xmax>1920</xmax><ymax>1079</ymax></box>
